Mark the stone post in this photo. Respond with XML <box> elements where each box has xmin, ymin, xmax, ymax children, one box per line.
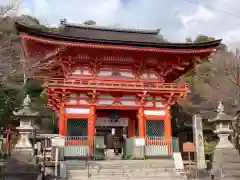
<box><xmin>192</xmin><ymin>114</ymin><xmax>206</xmax><ymax>169</ymax></box>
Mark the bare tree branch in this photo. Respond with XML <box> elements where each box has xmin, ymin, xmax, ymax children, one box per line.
<box><xmin>179</xmin><ymin>48</ymin><xmax>240</xmax><ymax>117</ymax></box>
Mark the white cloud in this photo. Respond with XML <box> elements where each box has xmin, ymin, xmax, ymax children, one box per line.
<box><xmin>13</xmin><ymin>0</ymin><xmax>240</xmax><ymax>49</ymax></box>
<box><xmin>179</xmin><ymin>6</ymin><xmax>214</xmax><ymax>28</ymax></box>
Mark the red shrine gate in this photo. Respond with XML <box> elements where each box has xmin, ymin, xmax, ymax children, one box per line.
<box><xmin>16</xmin><ymin>20</ymin><xmax>221</xmax><ymax>157</ymax></box>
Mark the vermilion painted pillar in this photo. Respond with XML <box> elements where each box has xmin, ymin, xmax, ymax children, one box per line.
<box><xmin>128</xmin><ymin>114</ymin><xmax>136</xmax><ymax>137</ymax></box>
<box><xmin>164</xmin><ymin>109</ymin><xmax>172</xmax><ymax>155</ymax></box>
<box><xmin>88</xmin><ymin>105</ymin><xmax>96</xmax><ymax>155</ymax></box>
<box><xmin>59</xmin><ymin>103</ymin><xmax>65</xmax><ymax>136</ymax></box>
<box><xmin>137</xmin><ymin>107</ymin><xmax>145</xmax><ymax>137</ymax></box>
<box><xmin>63</xmin><ymin>112</ymin><xmax>67</xmax><ymax>136</ymax></box>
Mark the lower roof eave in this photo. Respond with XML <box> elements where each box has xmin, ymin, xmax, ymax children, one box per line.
<box><xmin>20</xmin><ymin>33</ymin><xmax>220</xmax><ymax>54</ymax></box>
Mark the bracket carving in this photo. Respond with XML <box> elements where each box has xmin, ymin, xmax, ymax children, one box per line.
<box><xmin>112</xmin><ymin>96</ymin><xmax>122</xmax><ymax>105</ymax></box>
<box><xmin>87</xmin><ymin>90</ymin><xmax>99</xmax><ymax>104</ymax></box>
<box><xmin>61</xmin><ymin>89</ymin><xmax>70</xmax><ymax>103</ymax></box>
<box><xmin>137</xmin><ymin>91</ymin><xmax>148</xmax><ymax>106</ymax></box>
<box><xmin>89</xmin><ymin>56</ymin><xmax>101</xmax><ymax>76</ymax></box>
<box><xmin>134</xmin><ymin>59</ymin><xmax>144</xmax><ymax>79</ymax></box>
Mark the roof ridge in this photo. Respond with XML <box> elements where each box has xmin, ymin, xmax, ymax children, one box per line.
<box><xmin>63</xmin><ymin>22</ymin><xmax>160</xmax><ymax>35</ymax></box>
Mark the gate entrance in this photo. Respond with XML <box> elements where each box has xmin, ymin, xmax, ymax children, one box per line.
<box><xmin>95</xmin><ymin>110</ymin><xmax>132</xmax><ymax>159</ymax></box>
<box><xmin>96</xmin><ymin>126</ymin><xmax>125</xmax><ymax>157</ymax></box>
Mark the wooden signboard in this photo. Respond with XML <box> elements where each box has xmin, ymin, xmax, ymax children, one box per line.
<box><xmin>183</xmin><ymin>142</ymin><xmax>196</xmax><ymax>165</ymax></box>
<box><xmin>183</xmin><ymin>142</ymin><xmax>196</xmax><ymax>153</ymax></box>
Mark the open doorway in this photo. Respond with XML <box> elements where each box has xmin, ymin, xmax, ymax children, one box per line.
<box><xmin>95</xmin><ymin>109</ymin><xmax>135</xmax><ymax>159</ymax></box>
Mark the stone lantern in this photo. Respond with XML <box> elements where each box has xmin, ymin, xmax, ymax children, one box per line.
<box><xmin>209</xmin><ymin>102</ymin><xmax>240</xmax><ymax>178</ymax></box>
<box><xmin>13</xmin><ymin>94</ymin><xmax>38</xmax><ymax>152</ymax></box>
<box><xmin>209</xmin><ymin>101</ymin><xmax>235</xmax><ymax>149</ymax></box>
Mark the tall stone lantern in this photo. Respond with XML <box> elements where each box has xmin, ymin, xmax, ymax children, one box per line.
<box><xmin>13</xmin><ymin>94</ymin><xmax>38</xmax><ymax>152</ymax></box>
<box><xmin>209</xmin><ymin>102</ymin><xmax>239</xmax><ymax>178</ymax></box>
<box><xmin>209</xmin><ymin>102</ymin><xmax>235</xmax><ymax>149</ymax></box>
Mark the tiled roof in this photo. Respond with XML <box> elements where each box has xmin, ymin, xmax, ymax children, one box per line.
<box><xmin>15</xmin><ymin>21</ymin><xmax>222</xmax><ymax>49</ymax></box>
<box><xmin>60</xmin><ymin>23</ymin><xmax>164</xmax><ymax>44</ymax></box>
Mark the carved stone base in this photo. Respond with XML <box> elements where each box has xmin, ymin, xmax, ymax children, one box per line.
<box><xmin>14</xmin><ymin>132</ymin><xmax>33</xmax><ymax>152</ymax></box>
<box><xmin>212</xmin><ymin>147</ymin><xmax>240</xmax><ymax>179</ymax></box>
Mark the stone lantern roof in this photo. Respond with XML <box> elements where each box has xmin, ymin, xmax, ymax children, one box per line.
<box><xmin>209</xmin><ymin>101</ymin><xmax>234</xmax><ymax>123</ymax></box>
<box><xmin>13</xmin><ymin>94</ymin><xmax>39</xmax><ymax>117</ymax></box>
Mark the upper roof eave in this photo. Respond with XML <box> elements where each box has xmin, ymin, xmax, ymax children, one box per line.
<box><xmin>15</xmin><ymin>21</ymin><xmax>222</xmax><ymax>50</ymax></box>
<box><xmin>64</xmin><ymin>23</ymin><xmax>160</xmax><ymax>35</ymax></box>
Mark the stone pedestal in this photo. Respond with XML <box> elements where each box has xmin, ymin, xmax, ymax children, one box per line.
<box><xmin>15</xmin><ymin>127</ymin><xmax>33</xmax><ymax>151</ymax></box>
<box><xmin>212</xmin><ymin>146</ymin><xmax>240</xmax><ymax>179</ymax></box>
<box><xmin>14</xmin><ymin>120</ymin><xmax>34</xmax><ymax>155</ymax></box>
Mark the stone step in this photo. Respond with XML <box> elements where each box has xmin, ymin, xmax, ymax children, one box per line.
<box><xmin>67</xmin><ymin>175</ymin><xmax>185</xmax><ymax>180</ymax></box>
<box><xmin>66</xmin><ymin>160</ymin><xmax>175</xmax><ymax>169</ymax></box>
<box><xmin>224</xmin><ymin>169</ymin><xmax>240</xmax><ymax>177</ymax></box>
<box><xmin>68</xmin><ymin>175</ymin><xmax>178</xmax><ymax>180</ymax></box>
<box><xmin>68</xmin><ymin>171</ymin><xmax>175</xmax><ymax>176</ymax></box>
<box><xmin>67</xmin><ymin>165</ymin><xmax>174</xmax><ymax>170</ymax></box>
<box><xmin>67</xmin><ymin>167</ymin><xmax>174</xmax><ymax>174</ymax></box>
<box><xmin>67</xmin><ymin>172</ymin><xmax>183</xmax><ymax>180</ymax></box>
<box><xmin>67</xmin><ymin>176</ymin><xmax>182</xmax><ymax>180</ymax></box>
<box><xmin>65</xmin><ymin>159</ymin><xmax>180</xmax><ymax>180</ymax></box>
<box><xmin>225</xmin><ymin>162</ymin><xmax>240</xmax><ymax>170</ymax></box>
<box><xmin>219</xmin><ymin>157</ymin><xmax>240</xmax><ymax>163</ymax></box>
<box><xmin>68</xmin><ymin>177</ymin><xmax>177</xmax><ymax>180</ymax></box>
<box><xmin>67</xmin><ymin>170</ymin><xmax>176</xmax><ymax>175</ymax></box>
<box><xmin>67</xmin><ymin>173</ymin><xmax>176</xmax><ymax>179</ymax></box>
<box><xmin>67</xmin><ymin>169</ymin><xmax>178</xmax><ymax>178</ymax></box>
<box><xmin>66</xmin><ymin>159</ymin><xmax>174</xmax><ymax>165</ymax></box>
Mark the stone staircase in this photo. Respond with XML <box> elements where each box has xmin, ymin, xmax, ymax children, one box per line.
<box><xmin>66</xmin><ymin>159</ymin><xmax>186</xmax><ymax>180</ymax></box>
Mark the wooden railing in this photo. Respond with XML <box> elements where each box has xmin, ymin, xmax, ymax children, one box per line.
<box><xmin>64</xmin><ymin>136</ymin><xmax>91</xmax><ymax>157</ymax></box>
<box><xmin>65</xmin><ymin>136</ymin><xmax>89</xmax><ymax>146</ymax></box>
<box><xmin>46</xmin><ymin>78</ymin><xmax>188</xmax><ymax>92</ymax></box>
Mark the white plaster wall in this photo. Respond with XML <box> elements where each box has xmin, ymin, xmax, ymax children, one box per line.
<box><xmin>144</xmin><ymin>110</ymin><xmax>166</xmax><ymax>116</ymax></box>
<box><xmin>65</xmin><ymin>108</ymin><xmax>90</xmax><ymax>114</ymax></box>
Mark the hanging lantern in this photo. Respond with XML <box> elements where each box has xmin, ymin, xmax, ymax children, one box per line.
<box><xmin>109</xmin><ymin>110</ymin><xmax>119</xmax><ymax>122</ymax></box>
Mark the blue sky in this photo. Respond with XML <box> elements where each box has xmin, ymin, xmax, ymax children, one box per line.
<box><xmin>2</xmin><ymin>0</ymin><xmax>240</xmax><ymax>49</ymax></box>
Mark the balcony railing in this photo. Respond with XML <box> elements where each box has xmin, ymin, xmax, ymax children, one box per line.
<box><xmin>46</xmin><ymin>78</ymin><xmax>188</xmax><ymax>92</ymax></box>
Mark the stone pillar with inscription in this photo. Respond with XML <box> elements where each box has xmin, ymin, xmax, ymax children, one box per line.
<box><xmin>192</xmin><ymin>114</ymin><xmax>206</xmax><ymax>169</ymax></box>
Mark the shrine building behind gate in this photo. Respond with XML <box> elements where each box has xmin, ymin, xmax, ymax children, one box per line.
<box><xmin>15</xmin><ymin>20</ymin><xmax>221</xmax><ymax>159</ymax></box>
